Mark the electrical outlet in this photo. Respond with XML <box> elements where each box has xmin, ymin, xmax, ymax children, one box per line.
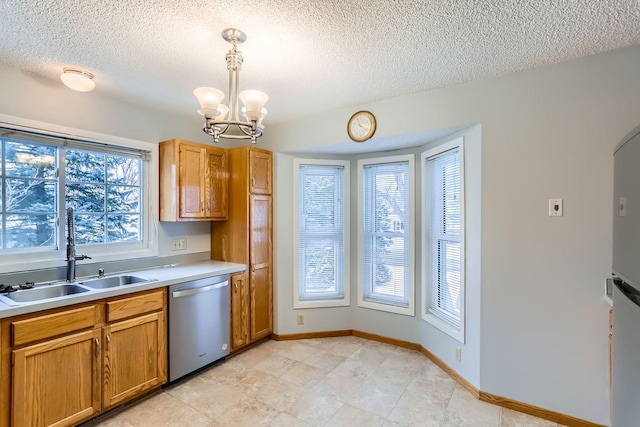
<box><xmin>455</xmin><ymin>347</ymin><xmax>462</xmax><ymax>362</ymax></box>
<box><xmin>297</xmin><ymin>313</ymin><xmax>304</xmax><ymax>325</ymax></box>
<box><xmin>172</xmin><ymin>238</ymin><xmax>187</xmax><ymax>251</ymax></box>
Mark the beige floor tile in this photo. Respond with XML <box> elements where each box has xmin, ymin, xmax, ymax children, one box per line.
<box><xmin>281</xmin><ymin>362</ymin><xmax>327</xmax><ymax>388</ymax></box>
<box><xmin>331</xmin><ymin>358</ymin><xmax>377</xmax><ymax>381</ymax></box>
<box><xmin>93</xmin><ymin>392</ymin><xmax>215</xmax><ymax>427</ymax></box>
<box><xmin>245</xmin><ymin>374</ymin><xmax>306</xmax><ymax>411</ymax></box>
<box><xmin>348</xmin><ymin>345</ymin><xmax>391</xmax><ymax>366</ymax></box>
<box><xmin>381</xmin><ymin>349</ymin><xmax>428</xmax><ymax>374</ymax></box>
<box><xmin>254</xmin><ymin>352</ymin><xmax>303</xmax><ymax>377</ymax></box>
<box><xmin>442</xmin><ymin>383</ymin><xmax>501</xmax><ymax>427</ymax></box>
<box><xmin>325</xmin><ymin>403</ymin><xmax>386</xmax><ymax>427</ymax></box>
<box><xmin>283</xmin><ymin>389</ymin><xmax>344</xmax><ymax>426</ymax></box>
<box><xmin>267</xmin><ymin>412</ymin><xmax>313</xmax><ymax>426</ymax></box>
<box><xmin>312</xmin><ymin>371</ymin><xmax>365</xmax><ymax>402</ymax></box>
<box><xmin>273</xmin><ymin>340</ymin><xmax>319</xmax><ymax>361</ymax></box>
<box><xmin>388</xmin><ymin>389</ymin><xmax>446</xmax><ymax>426</ymax></box>
<box><xmin>405</xmin><ymin>361</ymin><xmax>457</xmax><ymax>407</ymax></box>
<box><xmin>215</xmin><ymin>397</ymin><xmax>280</xmax><ymax>426</ymax></box>
<box><xmin>302</xmin><ymin>350</ymin><xmax>347</xmax><ymax>372</ymax></box>
<box><xmin>500</xmin><ymin>408</ymin><xmax>558</xmax><ymax>426</ymax></box>
<box><xmin>165</xmin><ymin>375</ymin><xmax>247</xmax><ymax>419</ymax></box>
<box><xmin>347</xmin><ymin>379</ymin><xmax>405</xmax><ymax>418</ymax></box>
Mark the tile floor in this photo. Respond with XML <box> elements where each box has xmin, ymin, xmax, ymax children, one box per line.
<box><xmin>89</xmin><ymin>336</ymin><xmax>565</xmax><ymax>427</ymax></box>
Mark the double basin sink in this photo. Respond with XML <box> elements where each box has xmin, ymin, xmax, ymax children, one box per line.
<box><xmin>0</xmin><ymin>275</ymin><xmax>156</xmax><ymax>306</ymax></box>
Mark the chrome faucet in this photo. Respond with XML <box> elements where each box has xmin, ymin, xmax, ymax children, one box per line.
<box><xmin>66</xmin><ymin>207</ymin><xmax>91</xmax><ymax>282</ymax></box>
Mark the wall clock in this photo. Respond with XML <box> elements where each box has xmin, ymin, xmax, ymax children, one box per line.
<box><xmin>347</xmin><ymin>110</ymin><xmax>376</xmax><ymax>142</ymax></box>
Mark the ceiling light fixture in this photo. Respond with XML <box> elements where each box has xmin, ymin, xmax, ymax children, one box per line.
<box><xmin>60</xmin><ymin>67</ymin><xmax>95</xmax><ymax>92</ymax></box>
<box><xmin>193</xmin><ymin>28</ymin><xmax>268</xmax><ymax>144</ymax></box>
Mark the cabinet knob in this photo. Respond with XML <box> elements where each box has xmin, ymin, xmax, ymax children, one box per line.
<box><xmin>251</xmin><ymin>264</ymin><xmax>255</xmax><ymax>272</ymax></box>
<box><xmin>95</xmin><ymin>338</ymin><xmax>100</xmax><ymax>356</ymax></box>
<box><xmin>106</xmin><ymin>334</ymin><xmax>111</xmax><ymax>351</ymax></box>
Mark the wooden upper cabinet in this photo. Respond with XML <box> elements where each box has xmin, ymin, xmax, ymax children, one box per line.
<box><xmin>159</xmin><ymin>139</ymin><xmax>228</xmax><ymax>221</ymax></box>
<box><xmin>249</xmin><ymin>148</ymin><xmax>272</xmax><ymax>194</ymax></box>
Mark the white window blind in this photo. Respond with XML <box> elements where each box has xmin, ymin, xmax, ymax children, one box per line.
<box><xmin>426</xmin><ymin>147</ymin><xmax>463</xmax><ymax>330</ymax></box>
<box><xmin>297</xmin><ymin>164</ymin><xmax>346</xmax><ymax>302</ymax></box>
<box><xmin>362</xmin><ymin>161</ymin><xmax>410</xmax><ymax>308</ymax></box>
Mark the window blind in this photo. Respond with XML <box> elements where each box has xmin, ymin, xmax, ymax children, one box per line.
<box><xmin>362</xmin><ymin>161</ymin><xmax>410</xmax><ymax>307</ymax></box>
<box><xmin>426</xmin><ymin>148</ymin><xmax>462</xmax><ymax>329</ymax></box>
<box><xmin>297</xmin><ymin>164</ymin><xmax>345</xmax><ymax>300</ymax></box>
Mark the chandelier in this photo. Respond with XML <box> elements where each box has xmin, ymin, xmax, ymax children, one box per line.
<box><xmin>193</xmin><ymin>28</ymin><xmax>268</xmax><ymax>144</ymax></box>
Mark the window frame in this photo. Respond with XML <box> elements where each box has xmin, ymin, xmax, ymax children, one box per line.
<box><xmin>357</xmin><ymin>154</ymin><xmax>415</xmax><ymax>316</ymax></box>
<box><xmin>293</xmin><ymin>158</ymin><xmax>350</xmax><ymax>308</ymax></box>
<box><xmin>422</xmin><ymin>137</ymin><xmax>466</xmax><ymax>343</ymax></box>
<box><xmin>0</xmin><ymin>115</ymin><xmax>158</xmax><ymax>274</ymax></box>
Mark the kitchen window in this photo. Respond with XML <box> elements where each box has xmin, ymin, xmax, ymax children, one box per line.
<box><xmin>293</xmin><ymin>159</ymin><xmax>350</xmax><ymax>308</ymax></box>
<box><xmin>422</xmin><ymin>137</ymin><xmax>465</xmax><ymax>342</ymax></box>
<box><xmin>0</xmin><ymin>126</ymin><xmax>153</xmax><ymax>270</ymax></box>
<box><xmin>357</xmin><ymin>155</ymin><xmax>415</xmax><ymax>316</ymax></box>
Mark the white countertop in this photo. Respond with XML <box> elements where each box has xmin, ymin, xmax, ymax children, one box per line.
<box><xmin>0</xmin><ymin>260</ymin><xmax>246</xmax><ymax>319</ymax></box>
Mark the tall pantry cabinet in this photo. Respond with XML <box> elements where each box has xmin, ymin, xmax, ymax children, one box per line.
<box><xmin>211</xmin><ymin>146</ymin><xmax>273</xmax><ymax>352</ymax></box>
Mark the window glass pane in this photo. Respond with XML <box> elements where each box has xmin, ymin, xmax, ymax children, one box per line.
<box><xmin>5</xmin><ymin>179</ymin><xmax>56</xmax><ymax>212</ymax></box>
<box><xmin>297</xmin><ymin>164</ymin><xmax>345</xmax><ymax>302</ymax></box>
<box><xmin>301</xmin><ymin>238</ymin><xmax>338</xmax><ymax>296</ymax></box>
<box><xmin>426</xmin><ymin>147</ymin><xmax>463</xmax><ymax>330</ymax></box>
<box><xmin>4</xmin><ymin>141</ymin><xmax>56</xmax><ymax>179</ymax></box>
<box><xmin>74</xmin><ymin>214</ymin><xmax>105</xmax><ymax>244</ymax></box>
<box><xmin>66</xmin><ymin>150</ymin><xmax>105</xmax><ymax>183</ymax></box>
<box><xmin>107</xmin><ymin>186</ymin><xmax>140</xmax><ymax>212</ymax></box>
<box><xmin>107</xmin><ymin>214</ymin><xmax>140</xmax><ymax>242</ymax></box>
<box><xmin>66</xmin><ymin>183</ymin><xmax>105</xmax><ymax>212</ymax></box>
<box><xmin>362</xmin><ymin>161</ymin><xmax>410</xmax><ymax>307</ymax></box>
<box><xmin>107</xmin><ymin>155</ymin><xmax>140</xmax><ymax>186</ymax></box>
<box><xmin>5</xmin><ymin>214</ymin><xmax>56</xmax><ymax>248</ymax></box>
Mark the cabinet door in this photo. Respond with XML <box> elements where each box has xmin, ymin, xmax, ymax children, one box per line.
<box><xmin>249</xmin><ymin>149</ymin><xmax>272</xmax><ymax>194</ymax></box>
<box><xmin>12</xmin><ymin>329</ymin><xmax>101</xmax><ymax>427</ymax></box>
<box><xmin>206</xmin><ymin>148</ymin><xmax>228</xmax><ymax>219</ymax></box>
<box><xmin>230</xmin><ymin>273</ymin><xmax>249</xmax><ymax>350</ymax></box>
<box><xmin>249</xmin><ymin>194</ymin><xmax>273</xmax><ymax>340</ymax></box>
<box><xmin>102</xmin><ymin>312</ymin><xmax>166</xmax><ymax>409</ymax></box>
<box><xmin>179</xmin><ymin>144</ymin><xmax>205</xmax><ymax>218</ymax></box>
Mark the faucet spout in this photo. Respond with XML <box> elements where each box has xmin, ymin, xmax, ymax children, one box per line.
<box><xmin>66</xmin><ymin>207</ymin><xmax>90</xmax><ymax>282</ymax></box>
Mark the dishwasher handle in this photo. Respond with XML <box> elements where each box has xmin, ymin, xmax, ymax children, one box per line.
<box><xmin>171</xmin><ymin>281</ymin><xmax>229</xmax><ymax>299</ymax></box>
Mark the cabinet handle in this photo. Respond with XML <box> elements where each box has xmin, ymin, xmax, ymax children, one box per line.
<box><xmin>252</xmin><ymin>177</ymin><xmax>256</xmax><ymax>187</ymax></box>
<box><xmin>251</xmin><ymin>264</ymin><xmax>255</xmax><ymax>272</ymax></box>
<box><xmin>95</xmin><ymin>338</ymin><xmax>100</xmax><ymax>356</ymax></box>
<box><xmin>208</xmin><ymin>201</ymin><xmax>211</xmax><ymax>211</ymax></box>
<box><xmin>234</xmin><ymin>281</ymin><xmax>238</xmax><ymax>291</ymax></box>
<box><xmin>106</xmin><ymin>334</ymin><xmax>111</xmax><ymax>351</ymax></box>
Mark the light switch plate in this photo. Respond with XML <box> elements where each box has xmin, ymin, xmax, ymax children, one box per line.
<box><xmin>549</xmin><ymin>198</ymin><xmax>563</xmax><ymax>217</ymax></box>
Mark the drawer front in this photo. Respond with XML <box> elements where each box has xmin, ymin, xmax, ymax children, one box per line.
<box><xmin>106</xmin><ymin>289</ymin><xmax>165</xmax><ymax>322</ymax></box>
<box><xmin>12</xmin><ymin>305</ymin><xmax>98</xmax><ymax>347</ymax></box>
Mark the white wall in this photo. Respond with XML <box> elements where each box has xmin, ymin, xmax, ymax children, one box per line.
<box><xmin>262</xmin><ymin>46</ymin><xmax>640</xmax><ymax>424</ymax></box>
<box><xmin>0</xmin><ymin>66</ymin><xmax>215</xmax><ymax>258</ymax></box>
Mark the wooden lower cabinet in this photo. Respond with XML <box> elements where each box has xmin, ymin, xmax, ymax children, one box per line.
<box><xmin>2</xmin><ymin>289</ymin><xmax>167</xmax><ymax>427</ymax></box>
<box><xmin>102</xmin><ymin>311</ymin><xmax>166</xmax><ymax>408</ymax></box>
<box><xmin>230</xmin><ymin>273</ymin><xmax>249</xmax><ymax>350</ymax></box>
<box><xmin>12</xmin><ymin>329</ymin><xmax>101</xmax><ymax>427</ymax></box>
<box><xmin>250</xmin><ymin>266</ymin><xmax>272</xmax><ymax>341</ymax></box>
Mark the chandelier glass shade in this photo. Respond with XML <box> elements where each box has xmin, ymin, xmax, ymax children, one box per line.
<box><xmin>194</xmin><ymin>28</ymin><xmax>268</xmax><ymax>144</ymax></box>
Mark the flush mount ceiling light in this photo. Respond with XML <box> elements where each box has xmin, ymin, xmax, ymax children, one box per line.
<box><xmin>60</xmin><ymin>67</ymin><xmax>95</xmax><ymax>92</ymax></box>
<box><xmin>194</xmin><ymin>28</ymin><xmax>268</xmax><ymax>144</ymax></box>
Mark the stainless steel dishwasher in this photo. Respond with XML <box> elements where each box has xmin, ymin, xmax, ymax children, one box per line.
<box><xmin>168</xmin><ymin>274</ymin><xmax>230</xmax><ymax>382</ymax></box>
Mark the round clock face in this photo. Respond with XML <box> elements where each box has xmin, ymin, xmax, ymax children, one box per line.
<box><xmin>348</xmin><ymin>111</ymin><xmax>376</xmax><ymax>142</ymax></box>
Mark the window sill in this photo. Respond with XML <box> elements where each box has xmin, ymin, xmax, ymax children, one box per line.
<box><xmin>422</xmin><ymin>312</ymin><xmax>465</xmax><ymax>343</ymax></box>
<box><xmin>358</xmin><ymin>299</ymin><xmax>415</xmax><ymax>316</ymax></box>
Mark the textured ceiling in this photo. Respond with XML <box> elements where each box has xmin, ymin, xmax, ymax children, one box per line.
<box><xmin>1</xmin><ymin>0</ymin><xmax>639</xmax><ymax>126</ymax></box>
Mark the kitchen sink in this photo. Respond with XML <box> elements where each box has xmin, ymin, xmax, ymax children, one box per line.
<box><xmin>78</xmin><ymin>275</ymin><xmax>154</xmax><ymax>289</ymax></box>
<box><xmin>0</xmin><ymin>284</ymin><xmax>91</xmax><ymax>305</ymax></box>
